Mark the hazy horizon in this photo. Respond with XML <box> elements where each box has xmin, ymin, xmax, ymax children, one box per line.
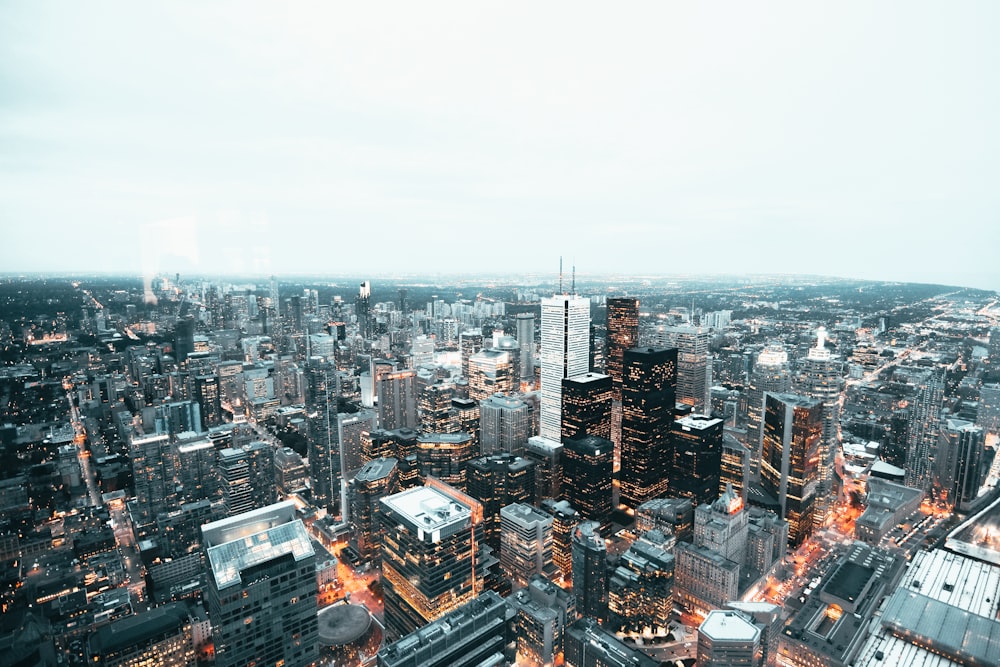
<box><xmin>2</xmin><ymin>2</ymin><xmax>998</xmax><ymax>290</ymax></box>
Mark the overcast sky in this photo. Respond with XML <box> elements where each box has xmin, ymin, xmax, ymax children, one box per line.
<box><xmin>2</xmin><ymin>2</ymin><xmax>998</xmax><ymax>289</ymax></box>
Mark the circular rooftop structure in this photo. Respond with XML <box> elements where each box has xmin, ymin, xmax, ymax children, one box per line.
<box><xmin>318</xmin><ymin>604</ymin><xmax>373</xmax><ymax>647</ymax></box>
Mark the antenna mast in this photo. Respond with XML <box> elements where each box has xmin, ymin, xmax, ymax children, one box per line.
<box><xmin>559</xmin><ymin>256</ymin><xmax>564</xmax><ymax>295</ymax></box>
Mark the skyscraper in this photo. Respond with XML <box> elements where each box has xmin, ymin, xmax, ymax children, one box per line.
<box><xmin>794</xmin><ymin>327</ymin><xmax>844</xmax><ymax>526</ymax></box>
<box><xmin>306</xmin><ymin>358</ymin><xmax>337</xmax><ymax>512</ymax></box>
<box><xmin>745</xmin><ymin>344</ymin><xmax>791</xmax><ymax>480</ymax></box>
<box><xmin>500</xmin><ymin>502</ymin><xmax>557</xmax><ymax>591</ymax></box>
<box><xmin>376</xmin><ymin>369</ymin><xmax>418</xmax><ymax>431</ymax></box>
<box><xmin>540</xmin><ymin>294</ymin><xmax>590</xmax><ymax>441</ymax></box>
<box><xmin>130</xmin><ymin>433</ymin><xmax>177</xmax><ymax>527</ymax></box>
<box><xmin>620</xmin><ymin>347</ymin><xmax>677</xmax><ymax>510</ymax></box>
<box><xmin>670</xmin><ymin>413</ymin><xmax>724</xmax><ymax>506</ymax></box>
<box><xmin>720</xmin><ymin>433</ymin><xmax>752</xmax><ymax>503</ymax></box>
<box><xmin>606</xmin><ymin>297</ymin><xmax>639</xmax><ymax>454</ymax></box>
<box><xmin>356</xmin><ymin>281</ymin><xmax>372</xmax><ymax>339</ymax></box>
<box><xmin>193</xmin><ymin>375</ymin><xmax>222</xmax><ymax>429</ymax></box>
<box><xmin>460</xmin><ymin>330</ymin><xmax>484</xmax><ymax>379</ymax></box>
<box><xmin>560</xmin><ymin>372</ymin><xmax>612</xmax><ymax>442</ymax></box>
<box><xmin>480</xmin><ymin>393</ymin><xmax>531</xmax><ymax>455</ymax></box>
<box><xmin>657</xmin><ymin>325</ymin><xmax>711</xmax><ymax>412</ymax></box>
<box><xmin>348</xmin><ymin>456</ymin><xmax>398</xmax><ymax>562</ymax></box>
<box><xmin>173</xmin><ymin>316</ymin><xmax>195</xmax><ymax>364</ymax></box>
<box><xmin>936</xmin><ymin>419</ymin><xmax>986</xmax><ymax>511</ymax></box>
<box><xmin>571</xmin><ymin>521</ymin><xmax>608</xmax><ymax>624</ymax></box>
<box><xmin>905</xmin><ymin>369</ymin><xmax>945</xmax><ymax>492</ymax></box>
<box><xmin>760</xmin><ymin>393</ymin><xmax>822</xmax><ymax>546</ymax></box>
<box><xmin>466</xmin><ymin>453</ymin><xmax>536</xmax><ymax>550</ymax></box>
<box><xmin>468</xmin><ymin>348</ymin><xmax>515</xmax><ymax>402</ymax></box>
<box><xmin>379</xmin><ymin>482</ymin><xmax>491</xmax><ymax>641</ymax></box>
<box><xmin>516</xmin><ymin>313</ymin><xmax>535</xmax><ymax>383</ymax></box>
<box><xmin>202</xmin><ymin>502</ymin><xmax>318</xmax><ymax>667</ymax></box>
<box><xmin>562</xmin><ymin>434</ymin><xmax>613</xmax><ymax>527</ymax></box>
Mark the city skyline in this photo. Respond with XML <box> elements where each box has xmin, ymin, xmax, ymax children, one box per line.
<box><xmin>2</xmin><ymin>2</ymin><xmax>999</xmax><ymax>290</ymax></box>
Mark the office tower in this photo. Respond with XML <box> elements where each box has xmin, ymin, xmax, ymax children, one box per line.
<box><xmin>990</xmin><ymin>327</ymin><xmax>1000</xmax><ymax>366</ymax></box>
<box><xmin>175</xmin><ymin>438</ymin><xmax>218</xmax><ymax>502</ymax></box>
<box><xmin>466</xmin><ymin>454</ymin><xmax>536</xmax><ymax>550</ymax></box>
<box><xmin>87</xmin><ymin>601</ymin><xmax>196</xmax><ymax>667</ymax></box>
<box><xmin>620</xmin><ymin>347</ymin><xmax>677</xmax><ymax>509</ymax></box>
<box><xmin>377</xmin><ymin>591</ymin><xmax>515</xmax><ymax>667</ymax></box>
<box><xmin>674</xmin><ymin>541</ymin><xmax>741</xmax><ymax>619</ymax></box>
<box><xmin>441</xmin><ymin>317</ymin><xmax>459</xmax><ymax>345</ymax></box>
<box><xmin>760</xmin><ymin>393</ymin><xmax>822</xmax><ymax>546</ymax></box>
<box><xmin>516</xmin><ymin>313</ymin><xmax>536</xmax><ymax>382</ymax></box>
<box><xmin>500</xmin><ymin>503</ymin><xmax>557</xmax><ymax>590</ymax></box>
<box><xmin>564</xmin><ymin>617</ymin><xmax>659</xmax><ymax>667</ymax></box>
<box><xmin>356</xmin><ymin>281</ymin><xmax>372</xmax><ymax>339</ymax></box>
<box><xmin>670</xmin><ymin>413</ymin><xmax>724</xmax><ymax>506</ymax></box>
<box><xmin>397</xmin><ymin>288</ymin><xmax>408</xmax><ymax>313</ymax></box>
<box><xmin>419</xmin><ymin>383</ymin><xmax>454</xmax><ymax>434</ymax></box>
<box><xmin>726</xmin><ymin>601</ymin><xmax>781</xmax><ymax>667</ymax></box>
<box><xmin>977</xmin><ymin>383</ymin><xmax>1000</xmax><ymax>435</ymax></box>
<box><xmin>637</xmin><ymin>496</ymin><xmax>694</xmax><ymax>542</ymax></box>
<box><xmin>274</xmin><ymin>446</ymin><xmax>308</xmax><ymax>495</ymax></box>
<box><xmin>658</xmin><ymin>325</ymin><xmax>711</xmax><ymax>412</ymax></box>
<box><xmin>795</xmin><ymin>327</ymin><xmax>844</xmax><ymax>526</ymax></box>
<box><xmin>694</xmin><ymin>484</ymin><xmax>748</xmax><ymax>563</ymax></box>
<box><xmin>745</xmin><ymin>343</ymin><xmax>791</xmax><ymax>480</ymax></box>
<box><xmin>379</xmin><ymin>482</ymin><xmax>490</xmax><ymax>641</ymax></box>
<box><xmin>606</xmin><ymin>298</ymin><xmax>639</xmax><ymax>454</ymax></box>
<box><xmin>173</xmin><ymin>316</ymin><xmax>195</xmax><ymax>363</ymax></box>
<box><xmin>339</xmin><ymin>409</ymin><xmax>378</xmax><ymax>477</ymax></box>
<box><xmin>608</xmin><ymin>530</ymin><xmax>674</xmax><ymax>636</ymax></box>
<box><xmin>560</xmin><ymin>372</ymin><xmax>612</xmax><ymax>442</ymax></box>
<box><xmin>450</xmin><ymin>397</ymin><xmax>480</xmax><ymax>444</ymax></box>
<box><xmin>571</xmin><ymin>521</ymin><xmax>608</xmax><ymax>624</ymax></box>
<box><xmin>218</xmin><ymin>441</ymin><xmax>276</xmax><ymax>516</ymax></box>
<box><xmin>698</xmin><ymin>609</ymin><xmax>762</xmax><ymax>667</ymax></box>
<box><xmin>348</xmin><ymin>457</ymin><xmax>398</xmax><ymax>562</ymax></box>
<box><xmin>721</xmin><ymin>433</ymin><xmax>751</xmax><ymax>503</ymax></box>
<box><xmin>202</xmin><ymin>502</ymin><xmax>319</xmax><ymax>667</ymax></box>
<box><xmin>130</xmin><ymin>433</ymin><xmax>177</xmax><ymax>527</ymax></box>
<box><xmin>480</xmin><ymin>393</ymin><xmax>531</xmax><ymax>455</ymax></box>
<box><xmin>468</xmin><ymin>348</ymin><xmax>515</xmax><ymax>402</ymax></box>
<box><xmin>524</xmin><ymin>436</ymin><xmax>563</xmax><ymax>501</ymax></box>
<box><xmin>508</xmin><ymin>574</ymin><xmax>576</xmax><ymax>667</ymax></box>
<box><xmin>936</xmin><ymin>419</ymin><xmax>986</xmax><ymax>511</ymax></box>
<box><xmin>460</xmin><ymin>330</ymin><xmax>484</xmax><ymax>379</ymax></box>
<box><xmin>905</xmin><ymin>369</ymin><xmax>945</xmax><ymax>491</ymax></box>
<box><xmin>540</xmin><ymin>498</ymin><xmax>579</xmax><ymax>584</ymax></box>
<box><xmin>306</xmin><ymin>358</ymin><xmax>337</xmax><ymax>511</ymax></box>
<box><xmin>415</xmin><ymin>432</ymin><xmax>477</xmax><ymax>490</ymax></box>
<box><xmin>540</xmin><ymin>294</ymin><xmax>591</xmax><ymax>441</ymax></box>
<box><xmin>411</xmin><ymin>335</ymin><xmax>435</xmax><ymax>368</ymax></box>
<box><xmin>377</xmin><ymin>369</ymin><xmax>418</xmax><ymax>430</ymax></box>
<box><xmin>193</xmin><ymin>375</ymin><xmax>222</xmax><ymax>429</ymax></box>
<box><xmin>562</xmin><ymin>434</ymin><xmax>613</xmax><ymax>527</ymax></box>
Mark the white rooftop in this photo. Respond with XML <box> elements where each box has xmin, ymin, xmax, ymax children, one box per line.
<box><xmin>382</xmin><ymin>485</ymin><xmax>471</xmax><ymax>531</ymax></box>
<box><xmin>699</xmin><ymin>610</ymin><xmax>760</xmax><ymax>642</ymax></box>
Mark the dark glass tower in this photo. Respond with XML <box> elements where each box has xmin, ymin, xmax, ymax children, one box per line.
<box><xmin>670</xmin><ymin>414</ymin><xmax>724</xmax><ymax>506</ymax></box>
<box><xmin>620</xmin><ymin>347</ymin><xmax>677</xmax><ymax>510</ymax></box>
<box><xmin>562</xmin><ymin>434</ymin><xmax>613</xmax><ymax>527</ymax></box>
<box><xmin>561</xmin><ymin>372</ymin><xmax>613</xmax><ymax>442</ymax></box>
<box><xmin>465</xmin><ymin>453</ymin><xmax>535</xmax><ymax>551</ymax></box>
<box><xmin>571</xmin><ymin>521</ymin><xmax>608</xmax><ymax>624</ymax></box>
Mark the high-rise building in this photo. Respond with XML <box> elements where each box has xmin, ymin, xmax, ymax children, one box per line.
<box><xmin>760</xmin><ymin>393</ymin><xmax>822</xmax><ymax>547</ymax></box>
<box><xmin>480</xmin><ymin>393</ymin><xmax>531</xmax><ymax>455</ymax></box>
<box><xmin>562</xmin><ymin>434</ymin><xmax>613</xmax><ymax>527</ymax></box>
<box><xmin>356</xmin><ymin>281</ymin><xmax>372</xmax><ymax>339</ymax></box>
<box><xmin>636</xmin><ymin>497</ymin><xmax>693</xmax><ymax>543</ymax></box>
<box><xmin>606</xmin><ymin>298</ymin><xmax>639</xmax><ymax>459</ymax></box>
<box><xmin>419</xmin><ymin>383</ymin><xmax>454</xmax><ymax>434</ymax></box>
<box><xmin>540</xmin><ymin>294</ymin><xmax>591</xmax><ymax>441</ymax></box>
<box><xmin>377</xmin><ymin>369</ymin><xmax>418</xmax><ymax>431</ymax></box>
<box><xmin>524</xmin><ymin>436</ymin><xmax>563</xmax><ymax>501</ymax></box>
<box><xmin>564</xmin><ymin>617</ymin><xmax>658</xmax><ymax>667</ymax></box>
<box><xmin>87</xmin><ymin>601</ymin><xmax>196</xmax><ymax>667</ymax></box>
<box><xmin>694</xmin><ymin>484</ymin><xmax>748</xmax><ymax>563</ymax></box>
<box><xmin>415</xmin><ymin>432</ymin><xmax>477</xmax><ymax>491</ymax></box>
<box><xmin>540</xmin><ymin>498</ymin><xmax>578</xmax><ymax>584</ymax></box>
<box><xmin>379</xmin><ymin>482</ymin><xmax>492</xmax><ymax>641</ymax></box>
<box><xmin>720</xmin><ymin>433</ymin><xmax>751</xmax><ymax>503</ymax></box>
<box><xmin>794</xmin><ymin>327</ymin><xmax>844</xmax><ymax>526</ymax></box>
<box><xmin>175</xmin><ymin>438</ymin><xmax>218</xmax><ymax>503</ymax></box>
<box><xmin>202</xmin><ymin>502</ymin><xmax>319</xmax><ymax>667</ymax></box>
<box><xmin>698</xmin><ymin>609</ymin><xmax>762</xmax><ymax>667</ymax></box>
<box><xmin>466</xmin><ymin>453</ymin><xmax>536</xmax><ymax>551</ymax></box>
<box><xmin>608</xmin><ymin>530</ymin><xmax>674</xmax><ymax>635</ymax></box>
<box><xmin>460</xmin><ymin>330</ymin><xmax>484</xmax><ymax>379</ymax></box>
<box><xmin>274</xmin><ymin>446</ymin><xmax>308</xmax><ymax>496</ymax></box>
<box><xmin>468</xmin><ymin>348</ymin><xmax>515</xmax><ymax>402</ymax></box>
<box><xmin>130</xmin><ymin>433</ymin><xmax>177</xmax><ymax>527</ymax></box>
<box><xmin>306</xmin><ymin>358</ymin><xmax>337</xmax><ymax>512</ymax></box>
<box><xmin>936</xmin><ymin>418</ymin><xmax>986</xmax><ymax>511</ymax></box>
<box><xmin>560</xmin><ymin>372</ymin><xmax>612</xmax><ymax>442</ymax></box>
<box><xmin>193</xmin><ymin>375</ymin><xmax>222</xmax><ymax>429</ymax></box>
<box><xmin>571</xmin><ymin>521</ymin><xmax>608</xmax><ymax>624</ymax></box>
<box><xmin>338</xmin><ymin>409</ymin><xmax>378</xmax><ymax>478</ymax></box>
<box><xmin>500</xmin><ymin>502</ymin><xmax>557</xmax><ymax>590</ymax></box>
<box><xmin>745</xmin><ymin>344</ymin><xmax>791</xmax><ymax>480</ymax></box>
<box><xmin>348</xmin><ymin>457</ymin><xmax>398</xmax><ymax>562</ymax></box>
<box><xmin>670</xmin><ymin>413</ymin><xmax>724</xmax><ymax>506</ymax></box>
<box><xmin>508</xmin><ymin>574</ymin><xmax>576</xmax><ymax>667</ymax></box>
<box><xmin>173</xmin><ymin>316</ymin><xmax>195</xmax><ymax>364</ymax></box>
<box><xmin>516</xmin><ymin>313</ymin><xmax>536</xmax><ymax>383</ymax></box>
<box><xmin>905</xmin><ymin>369</ymin><xmax>945</xmax><ymax>492</ymax></box>
<box><xmin>657</xmin><ymin>325</ymin><xmax>711</xmax><ymax>412</ymax></box>
<box><xmin>989</xmin><ymin>327</ymin><xmax>1000</xmax><ymax>367</ymax></box>
<box><xmin>620</xmin><ymin>347</ymin><xmax>676</xmax><ymax>509</ymax></box>
<box><xmin>377</xmin><ymin>591</ymin><xmax>515</xmax><ymax>667</ymax></box>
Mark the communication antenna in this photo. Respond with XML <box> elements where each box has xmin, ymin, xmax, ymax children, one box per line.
<box><xmin>559</xmin><ymin>256</ymin><xmax>564</xmax><ymax>295</ymax></box>
<box><xmin>571</xmin><ymin>261</ymin><xmax>576</xmax><ymax>296</ymax></box>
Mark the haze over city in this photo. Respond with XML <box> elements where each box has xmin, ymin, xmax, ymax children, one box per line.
<box><xmin>2</xmin><ymin>2</ymin><xmax>999</xmax><ymax>289</ymax></box>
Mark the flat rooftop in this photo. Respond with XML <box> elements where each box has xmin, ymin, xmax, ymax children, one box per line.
<box><xmin>675</xmin><ymin>413</ymin><xmax>723</xmax><ymax>430</ymax></box>
<box><xmin>700</xmin><ymin>609</ymin><xmax>760</xmax><ymax>642</ymax></box>
<box><xmin>206</xmin><ymin>519</ymin><xmax>314</xmax><ymax>591</ymax></box>
<box><xmin>381</xmin><ymin>485</ymin><xmax>471</xmax><ymax>532</ymax></box>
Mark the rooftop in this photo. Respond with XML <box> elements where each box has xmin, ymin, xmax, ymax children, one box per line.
<box><xmin>317</xmin><ymin>603</ymin><xmax>373</xmax><ymax>646</ymax></box>
<box><xmin>700</xmin><ymin>609</ymin><xmax>761</xmax><ymax>642</ymax></box>
<box><xmin>381</xmin><ymin>485</ymin><xmax>472</xmax><ymax>533</ymax></box>
<box><xmin>676</xmin><ymin>413</ymin><xmax>724</xmax><ymax>430</ymax></box>
<box><xmin>354</xmin><ymin>456</ymin><xmax>398</xmax><ymax>483</ymax></box>
<box><xmin>206</xmin><ymin>518</ymin><xmax>314</xmax><ymax>591</ymax></box>
<box><xmin>89</xmin><ymin>602</ymin><xmax>191</xmax><ymax>655</ymax></box>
